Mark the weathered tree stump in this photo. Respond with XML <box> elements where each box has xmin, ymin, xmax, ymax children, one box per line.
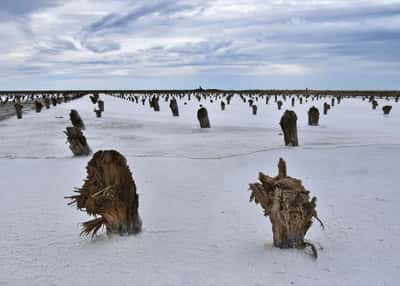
<box><xmin>14</xmin><ymin>103</ymin><xmax>23</xmax><ymax>119</ymax></box>
<box><xmin>51</xmin><ymin>97</ymin><xmax>57</xmax><ymax>106</ymax></box>
<box><xmin>64</xmin><ymin>127</ymin><xmax>91</xmax><ymax>156</ymax></box>
<box><xmin>98</xmin><ymin>100</ymin><xmax>104</xmax><ymax>112</ymax></box>
<box><xmin>169</xmin><ymin>98</ymin><xmax>179</xmax><ymax>116</ymax></box>
<box><xmin>44</xmin><ymin>97</ymin><xmax>51</xmax><ymax>109</ymax></box>
<box><xmin>221</xmin><ymin>101</ymin><xmax>226</xmax><ymax>111</ymax></box>
<box><xmin>331</xmin><ymin>97</ymin><xmax>335</xmax><ymax>107</ymax></box>
<box><xmin>308</xmin><ymin>106</ymin><xmax>320</xmax><ymax>126</ymax></box>
<box><xmin>252</xmin><ymin>104</ymin><xmax>257</xmax><ymax>115</ymax></box>
<box><xmin>249</xmin><ymin>158</ymin><xmax>323</xmax><ymax>258</ymax></box>
<box><xmin>65</xmin><ymin>150</ymin><xmax>142</xmax><ymax>237</ymax></box>
<box><xmin>372</xmin><ymin>100</ymin><xmax>378</xmax><ymax>110</ymax></box>
<box><xmin>197</xmin><ymin>106</ymin><xmax>210</xmax><ymax>128</ymax></box>
<box><xmin>291</xmin><ymin>97</ymin><xmax>295</xmax><ymax>107</ymax></box>
<box><xmin>277</xmin><ymin>100</ymin><xmax>283</xmax><ymax>110</ymax></box>
<box><xmin>382</xmin><ymin>105</ymin><xmax>392</xmax><ymax>115</ymax></box>
<box><xmin>34</xmin><ymin>100</ymin><xmax>43</xmax><ymax>113</ymax></box>
<box><xmin>323</xmin><ymin>103</ymin><xmax>330</xmax><ymax>115</ymax></box>
<box><xmin>90</xmin><ymin>94</ymin><xmax>99</xmax><ymax>104</ymax></box>
<box><xmin>70</xmin><ymin>109</ymin><xmax>85</xmax><ymax>130</ymax></box>
<box><xmin>94</xmin><ymin>109</ymin><xmax>103</xmax><ymax>118</ymax></box>
<box><xmin>280</xmin><ymin>110</ymin><xmax>298</xmax><ymax>146</ymax></box>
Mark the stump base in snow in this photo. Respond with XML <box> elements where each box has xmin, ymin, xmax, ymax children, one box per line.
<box><xmin>197</xmin><ymin>106</ymin><xmax>210</xmax><ymax>128</ymax></box>
<box><xmin>249</xmin><ymin>158</ymin><xmax>323</xmax><ymax>258</ymax></box>
<box><xmin>66</xmin><ymin>150</ymin><xmax>142</xmax><ymax>237</ymax></box>
<box><xmin>64</xmin><ymin>127</ymin><xmax>91</xmax><ymax>156</ymax></box>
<box><xmin>280</xmin><ymin>110</ymin><xmax>298</xmax><ymax>146</ymax></box>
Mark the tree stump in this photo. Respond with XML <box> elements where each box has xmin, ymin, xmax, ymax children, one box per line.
<box><xmin>169</xmin><ymin>98</ymin><xmax>179</xmax><ymax>116</ymax></box>
<box><xmin>90</xmin><ymin>94</ymin><xmax>99</xmax><ymax>104</ymax></box>
<box><xmin>252</xmin><ymin>104</ymin><xmax>257</xmax><ymax>115</ymax></box>
<box><xmin>44</xmin><ymin>97</ymin><xmax>50</xmax><ymax>109</ymax></box>
<box><xmin>291</xmin><ymin>98</ymin><xmax>295</xmax><ymax>107</ymax></box>
<box><xmin>94</xmin><ymin>109</ymin><xmax>103</xmax><ymax>118</ymax></box>
<box><xmin>34</xmin><ymin>100</ymin><xmax>43</xmax><ymax>113</ymax></box>
<box><xmin>64</xmin><ymin>127</ymin><xmax>91</xmax><ymax>156</ymax></box>
<box><xmin>277</xmin><ymin>100</ymin><xmax>283</xmax><ymax>110</ymax></box>
<box><xmin>308</xmin><ymin>106</ymin><xmax>319</xmax><ymax>126</ymax></box>
<box><xmin>51</xmin><ymin>97</ymin><xmax>57</xmax><ymax>106</ymax></box>
<box><xmin>70</xmin><ymin>109</ymin><xmax>85</xmax><ymax>130</ymax></box>
<box><xmin>65</xmin><ymin>150</ymin><xmax>142</xmax><ymax>237</ymax></box>
<box><xmin>14</xmin><ymin>103</ymin><xmax>23</xmax><ymax>119</ymax></box>
<box><xmin>323</xmin><ymin>103</ymin><xmax>330</xmax><ymax>115</ymax></box>
<box><xmin>280</xmin><ymin>110</ymin><xmax>298</xmax><ymax>146</ymax></box>
<box><xmin>382</xmin><ymin>105</ymin><xmax>392</xmax><ymax>115</ymax></box>
<box><xmin>197</xmin><ymin>106</ymin><xmax>210</xmax><ymax>128</ymax></box>
<box><xmin>98</xmin><ymin>100</ymin><xmax>104</xmax><ymax>112</ymax></box>
<box><xmin>372</xmin><ymin>100</ymin><xmax>378</xmax><ymax>110</ymax></box>
<box><xmin>221</xmin><ymin>101</ymin><xmax>226</xmax><ymax>111</ymax></box>
<box><xmin>249</xmin><ymin>158</ymin><xmax>323</xmax><ymax>258</ymax></box>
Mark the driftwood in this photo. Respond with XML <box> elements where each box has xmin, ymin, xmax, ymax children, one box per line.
<box><xmin>70</xmin><ymin>109</ymin><xmax>85</xmax><ymax>129</ymax></box>
<box><xmin>249</xmin><ymin>158</ymin><xmax>323</xmax><ymax>258</ymax></box>
<box><xmin>65</xmin><ymin>150</ymin><xmax>142</xmax><ymax>237</ymax></box>
<box><xmin>197</xmin><ymin>106</ymin><xmax>210</xmax><ymax>128</ymax></box>
<box><xmin>280</xmin><ymin>110</ymin><xmax>298</xmax><ymax>146</ymax></box>
<box><xmin>169</xmin><ymin>98</ymin><xmax>179</xmax><ymax>116</ymax></box>
<box><xmin>14</xmin><ymin>103</ymin><xmax>23</xmax><ymax>119</ymax></box>
<box><xmin>64</xmin><ymin>127</ymin><xmax>91</xmax><ymax>156</ymax></box>
<box><xmin>308</xmin><ymin>106</ymin><xmax>319</xmax><ymax>126</ymax></box>
<box><xmin>382</xmin><ymin>105</ymin><xmax>392</xmax><ymax>115</ymax></box>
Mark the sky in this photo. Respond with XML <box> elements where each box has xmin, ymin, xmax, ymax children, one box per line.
<box><xmin>0</xmin><ymin>0</ymin><xmax>399</xmax><ymax>90</ymax></box>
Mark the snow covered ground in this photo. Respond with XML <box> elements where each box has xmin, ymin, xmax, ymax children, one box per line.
<box><xmin>0</xmin><ymin>94</ymin><xmax>399</xmax><ymax>285</ymax></box>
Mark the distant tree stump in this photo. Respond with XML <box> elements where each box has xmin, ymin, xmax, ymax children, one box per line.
<box><xmin>14</xmin><ymin>103</ymin><xmax>23</xmax><ymax>119</ymax></box>
<box><xmin>197</xmin><ymin>106</ymin><xmax>210</xmax><ymax>128</ymax></box>
<box><xmin>98</xmin><ymin>100</ymin><xmax>104</xmax><ymax>112</ymax></box>
<box><xmin>372</xmin><ymin>100</ymin><xmax>378</xmax><ymax>110</ymax></box>
<box><xmin>90</xmin><ymin>94</ymin><xmax>99</xmax><ymax>104</ymax></box>
<box><xmin>382</xmin><ymin>105</ymin><xmax>392</xmax><ymax>115</ymax></box>
<box><xmin>280</xmin><ymin>110</ymin><xmax>298</xmax><ymax>146</ymax></box>
<box><xmin>34</xmin><ymin>100</ymin><xmax>43</xmax><ymax>113</ymax></box>
<box><xmin>51</xmin><ymin>97</ymin><xmax>57</xmax><ymax>106</ymax></box>
<box><xmin>331</xmin><ymin>97</ymin><xmax>335</xmax><ymax>107</ymax></box>
<box><xmin>249</xmin><ymin>158</ymin><xmax>323</xmax><ymax>258</ymax></box>
<box><xmin>221</xmin><ymin>101</ymin><xmax>226</xmax><ymax>111</ymax></box>
<box><xmin>70</xmin><ymin>109</ymin><xmax>85</xmax><ymax>129</ymax></box>
<box><xmin>169</xmin><ymin>98</ymin><xmax>179</xmax><ymax>116</ymax></box>
<box><xmin>252</xmin><ymin>104</ymin><xmax>257</xmax><ymax>115</ymax></box>
<box><xmin>44</xmin><ymin>97</ymin><xmax>50</xmax><ymax>109</ymax></box>
<box><xmin>94</xmin><ymin>109</ymin><xmax>103</xmax><ymax>118</ymax></box>
<box><xmin>323</xmin><ymin>103</ymin><xmax>331</xmax><ymax>115</ymax></box>
<box><xmin>277</xmin><ymin>100</ymin><xmax>283</xmax><ymax>110</ymax></box>
<box><xmin>299</xmin><ymin>97</ymin><xmax>303</xmax><ymax>104</ymax></box>
<box><xmin>308</xmin><ymin>106</ymin><xmax>319</xmax><ymax>126</ymax></box>
<box><xmin>65</xmin><ymin>150</ymin><xmax>142</xmax><ymax>237</ymax></box>
<box><xmin>64</xmin><ymin>127</ymin><xmax>91</xmax><ymax>156</ymax></box>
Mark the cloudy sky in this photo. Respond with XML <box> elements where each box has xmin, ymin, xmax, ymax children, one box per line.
<box><xmin>0</xmin><ymin>0</ymin><xmax>399</xmax><ymax>90</ymax></box>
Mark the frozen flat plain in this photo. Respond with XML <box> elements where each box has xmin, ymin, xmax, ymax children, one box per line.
<box><xmin>0</xmin><ymin>94</ymin><xmax>399</xmax><ymax>286</ymax></box>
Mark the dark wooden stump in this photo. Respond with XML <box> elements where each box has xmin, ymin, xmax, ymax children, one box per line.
<box><xmin>197</xmin><ymin>106</ymin><xmax>210</xmax><ymax>128</ymax></box>
<box><xmin>323</xmin><ymin>103</ymin><xmax>331</xmax><ymax>115</ymax></box>
<box><xmin>14</xmin><ymin>103</ymin><xmax>23</xmax><ymax>119</ymax></box>
<box><xmin>291</xmin><ymin>98</ymin><xmax>295</xmax><ymax>107</ymax></box>
<box><xmin>382</xmin><ymin>105</ymin><xmax>392</xmax><ymax>115</ymax></box>
<box><xmin>221</xmin><ymin>101</ymin><xmax>226</xmax><ymax>111</ymax></box>
<box><xmin>44</xmin><ymin>97</ymin><xmax>50</xmax><ymax>109</ymax></box>
<box><xmin>64</xmin><ymin>126</ymin><xmax>91</xmax><ymax>156</ymax></box>
<box><xmin>98</xmin><ymin>100</ymin><xmax>104</xmax><ymax>112</ymax></box>
<box><xmin>94</xmin><ymin>109</ymin><xmax>103</xmax><ymax>118</ymax></box>
<box><xmin>277</xmin><ymin>100</ymin><xmax>283</xmax><ymax>110</ymax></box>
<box><xmin>90</xmin><ymin>94</ymin><xmax>99</xmax><ymax>104</ymax></box>
<box><xmin>70</xmin><ymin>109</ymin><xmax>85</xmax><ymax>129</ymax></box>
<box><xmin>372</xmin><ymin>100</ymin><xmax>378</xmax><ymax>110</ymax></box>
<box><xmin>280</xmin><ymin>110</ymin><xmax>298</xmax><ymax>146</ymax></box>
<box><xmin>308</xmin><ymin>106</ymin><xmax>319</xmax><ymax>126</ymax></box>
<box><xmin>169</xmin><ymin>98</ymin><xmax>179</xmax><ymax>116</ymax></box>
<box><xmin>51</xmin><ymin>97</ymin><xmax>57</xmax><ymax>106</ymax></box>
<box><xmin>34</xmin><ymin>100</ymin><xmax>43</xmax><ymax>113</ymax></box>
<box><xmin>249</xmin><ymin>158</ymin><xmax>323</xmax><ymax>258</ymax></box>
<box><xmin>252</xmin><ymin>104</ymin><xmax>257</xmax><ymax>115</ymax></box>
<box><xmin>65</xmin><ymin>150</ymin><xmax>142</xmax><ymax>237</ymax></box>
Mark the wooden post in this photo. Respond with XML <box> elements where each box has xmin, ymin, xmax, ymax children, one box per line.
<box><xmin>277</xmin><ymin>100</ymin><xmax>283</xmax><ymax>110</ymax></box>
<box><xmin>323</xmin><ymin>102</ymin><xmax>330</xmax><ymax>115</ymax></box>
<box><xmin>69</xmin><ymin>109</ymin><xmax>85</xmax><ymax>129</ymax></box>
<box><xmin>279</xmin><ymin>110</ymin><xmax>298</xmax><ymax>146</ymax></box>
<box><xmin>169</xmin><ymin>98</ymin><xmax>179</xmax><ymax>116</ymax></box>
<box><xmin>65</xmin><ymin>150</ymin><xmax>142</xmax><ymax>237</ymax></box>
<box><xmin>34</xmin><ymin>100</ymin><xmax>43</xmax><ymax>113</ymax></box>
<box><xmin>197</xmin><ymin>106</ymin><xmax>210</xmax><ymax>128</ymax></box>
<box><xmin>64</xmin><ymin>127</ymin><xmax>91</xmax><ymax>156</ymax></box>
<box><xmin>252</xmin><ymin>104</ymin><xmax>257</xmax><ymax>115</ymax></box>
<box><xmin>308</xmin><ymin>106</ymin><xmax>320</xmax><ymax>126</ymax></box>
<box><xmin>249</xmin><ymin>158</ymin><xmax>323</xmax><ymax>258</ymax></box>
<box><xmin>221</xmin><ymin>101</ymin><xmax>226</xmax><ymax>111</ymax></box>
